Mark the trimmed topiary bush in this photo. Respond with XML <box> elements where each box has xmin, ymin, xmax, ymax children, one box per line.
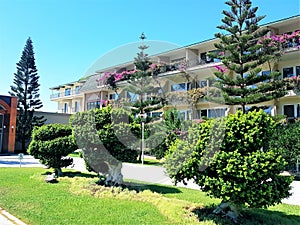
<box><xmin>165</xmin><ymin>110</ymin><xmax>293</xmax><ymax>222</ymax></box>
<box><xmin>71</xmin><ymin>106</ymin><xmax>138</xmax><ymax>185</ymax></box>
<box><xmin>28</xmin><ymin>124</ymin><xmax>77</xmax><ymax>176</ymax></box>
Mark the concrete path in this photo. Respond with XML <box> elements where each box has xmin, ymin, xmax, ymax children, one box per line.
<box><xmin>0</xmin><ymin>155</ymin><xmax>42</xmax><ymax>168</ymax></box>
<box><xmin>0</xmin><ymin>208</ymin><xmax>27</xmax><ymax>225</ymax></box>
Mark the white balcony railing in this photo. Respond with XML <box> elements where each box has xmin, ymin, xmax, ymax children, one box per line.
<box><xmin>50</xmin><ymin>90</ymin><xmax>80</xmax><ymax>99</ymax></box>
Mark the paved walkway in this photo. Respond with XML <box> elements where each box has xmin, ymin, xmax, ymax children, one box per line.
<box><xmin>0</xmin><ymin>208</ymin><xmax>26</xmax><ymax>225</ymax></box>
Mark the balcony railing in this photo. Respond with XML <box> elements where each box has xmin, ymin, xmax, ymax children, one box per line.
<box><xmin>153</xmin><ymin>57</ymin><xmax>221</xmax><ymax>77</ymax></box>
<box><xmin>50</xmin><ymin>90</ymin><xmax>80</xmax><ymax>99</ymax></box>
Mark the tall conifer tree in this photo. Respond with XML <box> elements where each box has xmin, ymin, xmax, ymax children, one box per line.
<box><xmin>123</xmin><ymin>33</ymin><xmax>165</xmax><ymax>162</ymax></box>
<box><xmin>209</xmin><ymin>0</ymin><xmax>291</xmax><ymax>113</ymax></box>
<box><xmin>125</xmin><ymin>33</ymin><xmax>165</xmax><ymax>116</ymax></box>
<box><xmin>10</xmin><ymin>37</ymin><xmax>45</xmax><ymax>152</ymax></box>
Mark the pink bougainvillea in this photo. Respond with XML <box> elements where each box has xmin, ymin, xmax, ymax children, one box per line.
<box><xmin>100</xmin><ymin>99</ymin><xmax>108</xmax><ymax>106</ymax></box>
<box><xmin>257</xmin><ymin>30</ymin><xmax>300</xmax><ymax>50</ymax></box>
<box><xmin>213</xmin><ymin>65</ymin><xmax>227</xmax><ymax>73</ymax></box>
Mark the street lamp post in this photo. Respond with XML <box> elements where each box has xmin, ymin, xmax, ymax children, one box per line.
<box><xmin>141</xmin><ymin>120</ymin><xmax>145</xmax><ymax>165</ymax></box>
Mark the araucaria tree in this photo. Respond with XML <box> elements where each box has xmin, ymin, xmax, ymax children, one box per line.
<box><xmin>209</xmin><ymin>0</ymin><xmax>291</xmax><ymax>113</ymax></box>
<box><xmin>10</xmin><ymin>37</ymin><xmax>45</xmax><ymax>151</ymax></box>
<box><xmin>99</xmin><ymin>33</ymin><xmax>166</xmax><ymax>162</ymax></box>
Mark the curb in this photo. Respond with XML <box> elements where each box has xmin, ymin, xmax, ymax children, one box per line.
<box><xmin>0</xmin><ymin>208</ymin><xmax>27</xmax><ymax>225</ymax></box>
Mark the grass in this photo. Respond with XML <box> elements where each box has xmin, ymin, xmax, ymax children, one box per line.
<box><xmin>134</xmin><ymin>156</ymin><xmax>163</xmax><ymax>166</ymax></box>
<box><xmin>0</xmin><ymin>168</ymin><xmax>299</xmax><ymax>225</ymax></box>
<box><xmin>68</xmin><ymin>152</ymin><xmax>81</xmax><ymax>157</ymax></box>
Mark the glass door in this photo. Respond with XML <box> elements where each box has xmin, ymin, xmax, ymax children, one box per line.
<box><xmin>0</xmin><ymin>114</ymin><xmax>3</xmax><ymax>153</ymax></box>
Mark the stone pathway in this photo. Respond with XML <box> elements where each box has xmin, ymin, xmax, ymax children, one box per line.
<box><xmin>0</xmin><ymin>208</ymin><xmax>27</xmax><ymax>225</ymax></box>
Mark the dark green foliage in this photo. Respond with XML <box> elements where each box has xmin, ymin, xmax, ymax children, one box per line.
<box><xmin>165</xmin><ymin>110</ymin><xmax>292</xmax><ymax>209</ymax></box>
<box><xmin>122</xmin><ymin>34</ymin><xmax>166</xmax><ymax>119</ymax></box>
<box><xmin>268</xmin><ymin>122</ymin><xmax>300</xmax><ymax>171</ymax></box>
<box><xmin>120</xmin><ymin>34</ymin><xmax>166</xmax><ymax>161</ymax></box>
<box><xmin>28</xmin><ymin>124</ymin><xmax>77</xmax><ymax>176</ymax></box>
<box><xmin>209</xmin><ymin>0</ymin><xmax>291</xmax><ymax>113</ymax></box>
<box><xmin>71</xmin><ymin>106</ymin><xmax>138</xmax><ymax>165</ymax></box>
<box><xmin>148</xmin><ymin>108</ymin><xmax>185</xmax><ymax>159</ymax></box>
<box><xmin>9</xmin><ymin>37</ymin><xmax>45</xmax><ymax>151</ymax></box>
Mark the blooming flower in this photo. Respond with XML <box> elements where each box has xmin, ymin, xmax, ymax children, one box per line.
<box><xmin>214</xmin><ymin>65</ymin><xmax>227</xmax><ymax>73</ymax></box>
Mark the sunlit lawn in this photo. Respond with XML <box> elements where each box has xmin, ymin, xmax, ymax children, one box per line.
<box><xmin>0</xmin><ymin>168</ymin><xmax>299</xmax><ymax>225</ymax></box>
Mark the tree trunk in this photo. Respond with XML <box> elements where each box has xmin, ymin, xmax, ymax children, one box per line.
<box><xmin>213</xmin><ymin>201</ymin><xmax>241</xmax><ymax>223</ymax></box>
<box><xmin>105</xmin><ymin>161</ymin><xmax>123</xmax><ymax>186</ymax></box>
<box><xmin>21</xmin><ymin>138</ymin><xmax>26</xmax><ymax>153</ymax></box>
<box><xmin>138</xmin><ymin>149</ymin><xmax>142</xmax><ymax>162</ymax></box>
<box><xmin>54</xmin><ymin>167</ymin><xmax>63</xmax><ymax>177</ymax></box>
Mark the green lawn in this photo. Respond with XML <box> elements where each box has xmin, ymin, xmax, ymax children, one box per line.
<box><xmin>0</xmin><ymin>168</ymin><xmax>299</xmax><ymax>225</ymax></box>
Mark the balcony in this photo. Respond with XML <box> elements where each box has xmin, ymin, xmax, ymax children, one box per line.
<box><xmin>151</xmin><ymin>58</ymin><xmax>220</xmax><ymax>79</ymax></box>
<box><xmin>50</xmin><ymin>89</ymin><xmax>81</xmax><ymax>100</ymax></box>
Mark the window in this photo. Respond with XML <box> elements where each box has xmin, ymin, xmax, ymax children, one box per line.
<box><xmin>208</xmin><ymin>50</ymin><xmax>221</xmax><ymax>63</ymax></box>
<box><xmin>283</xmin><ymin>67</ymin><xmax>294</xmax><ymax>78</ymax></box>
<box><xmin>200</xmin><ymin>80</ymin><xmax>208</xmax><ymax>88</ymax></box>
<box><xmin>75</xmin><ymin>86</ymin><xmax>80</xmax><ymax>94</ymax></box>
<box><xmin>187</xmin><ymin>110</ymin><xmax>192</xmax><ymax>120</ymax></box>
<box><xmin>262</xmin><ymin>70</ymin><xmax>271</xmax><ymax>76</ymax></box>
<box><xmin>64</xmin><ymin>103</ymin><xmax>68</xmax><ymax>113</ymax></box>
<box><xmin>263</xmin><ymin>106</ymin><xmax>272</xmax><ymax>115</ymax></box>
<box><xmin>179</xmin><ymin>111</ymin><xmax>186</xmax><ymax>120</ymax></box>
<box><xmin>171</xmin><ymin>83</ymin><xmax>187</xmax><ymax>92</ymax></box>
<box><xmin>283</xmin><ymin>104</ymin><xmax>300</xmax><ymax>119</ymax></box>
<box><xmin>109</xmin><ymin>93</ymin><xmax>118</xmax><ymax>100</ymax></box>
<box><xmin>198</xmin><ymin>108</ymin><xmax>226</xmax><ymax>119</ymax></box>
<box><xmin>74</xmin><ymin>101</ymin><xmax>79</xmax><ymax>112</ymax></box>
<box><xmin>296</xmin><ymin>66</ymin><xmax>300</xmax><ymax>76</ymax></box>
<box><xmin>127</xmin><ymin>92</ymin><xmax>137</xmax><ymax>102</ymax></box>
<box><xmin>208</xmin><ymin>108</ymin><xmax>226</xmax><ymax>118</ymax></box>
<box><xmin>283</xmin><ymin>105</ymin><xmax>295</xmax><ymax>118</ymax></box>
<box><xmin>147</xmin><ymin>112</ymin><xmax>162</xmax><ymax>118</ymax></box>
<box><xmin>261</xmin><ymin>70</ymin><xmax>271</xmax><ymax>82</ymax></box>
<box><xmin>86</xmin><ymin>101</ymin><xmax>101</xmax><ymax>110</ymax></box>
<box><xmin>199</xmin><ymin>109</ymin><xmax>207</xmax><ymax>118</ymax></box>
<box><xmin>65</xmin><ymin>88</ymin><xmax>71</xmax><ymax>96</ymax></box>
<box><xmin>187</xmin><ymin>82</ymin><xmax>191</xmax><ymax>91</ymax></box>
<box><xmin>200</xmin><ymin>52</ymin><xmax>207</xmax><ymax>61</ymax></box>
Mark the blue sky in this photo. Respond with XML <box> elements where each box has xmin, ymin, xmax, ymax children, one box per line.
<box><xmin>0</xmin><ymin>0</ymin><xmax>299</xmax><ymax>111</ymax></box>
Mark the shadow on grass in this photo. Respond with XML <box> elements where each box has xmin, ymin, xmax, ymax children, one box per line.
<box><xmin>192</xmin><ymin>205</ymin><xmax>300</xmax><ymax>225</ymax></box>
<box><xmin>124</xmin><ymin>181</ymin><xmax>181</xmax><ymax>194</ymax></box>
<box><xmin>41</xmin><ymin>171</ymin><xmax>97</xmax><ymax>179</ymax></box>
<box><xmin>131</xmin><ymin>160</ymin><xmax>163</xmax><ymax>166</ymax></box>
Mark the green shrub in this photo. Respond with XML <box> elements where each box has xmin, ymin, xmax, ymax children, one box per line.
<box><xmin>267</xmin><ymin>122</ymin><xmax>300</xmax><ymax>171</ymax></box>
<box><xmin>71</xmin><ymin>106</ymin><xmax>138</xmax><ymax>184</ymax></box>
<box><xmin>148</xmin><ymin>108</ymin><xmax>186</xmax><ymax>159</ymax></box>
<box><xmin>165</xmin><ymin>110</ymin><xmax>293</xmax><ymax>219</ymax></box>
<box><xmin>28</xmin><ymin>124</ymin><xmax>77</xmax><ymax>176</ymax></box>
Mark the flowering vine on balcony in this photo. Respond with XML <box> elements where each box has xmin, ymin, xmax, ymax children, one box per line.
<box><xmin>96</xmin><ymin>61</ymin><xmax>183</xmax><ymax>91</ymax></box>
<box><xmin>288</xmin><ymin>76</ymin><xmax>300</xmax><ymax>93</ymax></box>
<box><xmin>96</xmin><ymin>69</ymin><xmax>138</xmax><ymax>91</ymax></box>
<box><xmin>257</xmin><ymin>30</ymin><xmax>300</xmax><ymax>53</ymax></box>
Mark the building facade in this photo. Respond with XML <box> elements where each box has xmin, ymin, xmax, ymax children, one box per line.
<box><xmin>0</xmin><ymin>95</ymin><xmax>17</xmax><ymax>154</ymax></box>
<box><xmin>50</xmin><ymin>16</ymin><xmax>300</xmax><ymax>120</ymax></box>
